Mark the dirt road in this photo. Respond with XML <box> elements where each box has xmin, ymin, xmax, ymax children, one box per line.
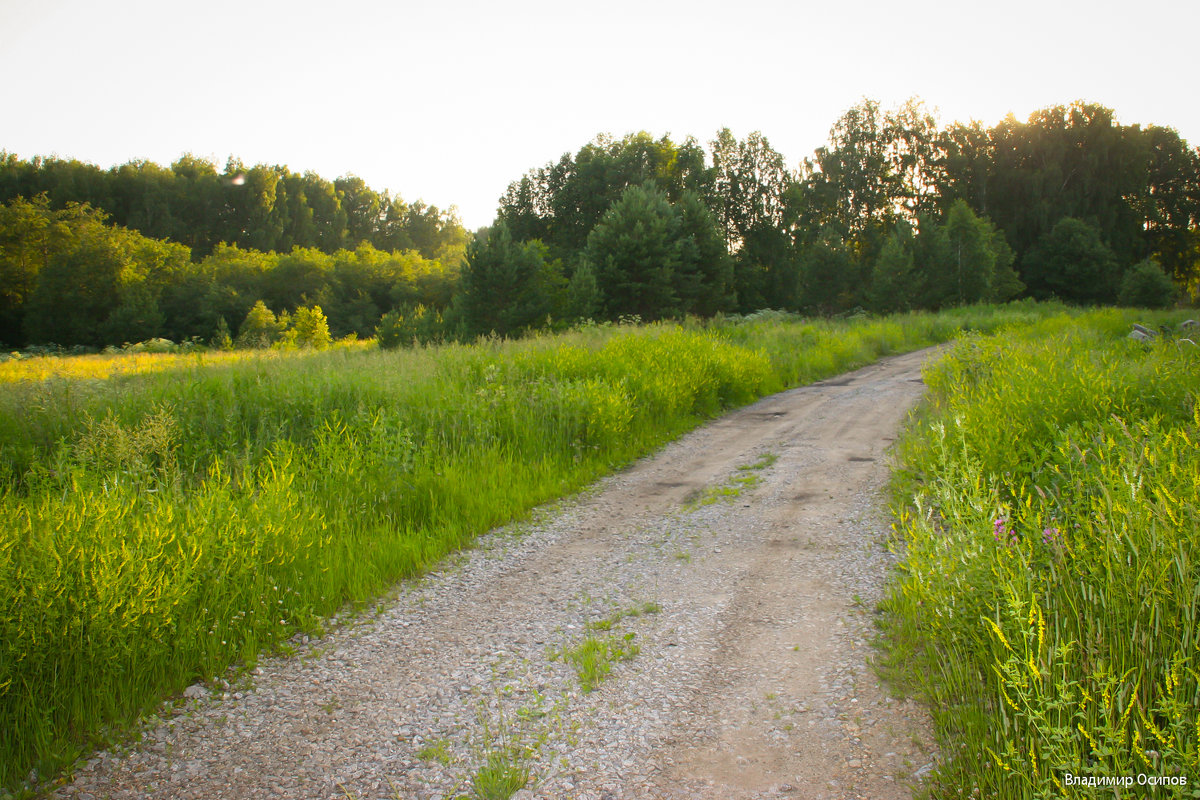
<box><xmin>57</xmin><ymin>347</ymin><xmax>941</xmax><ymax>800</ymax></box>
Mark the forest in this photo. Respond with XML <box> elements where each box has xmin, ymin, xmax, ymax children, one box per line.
<box><xmin>1</xmin><ymin>98</ymin><xmax>1196</xmax><ymax>350</ymax></box>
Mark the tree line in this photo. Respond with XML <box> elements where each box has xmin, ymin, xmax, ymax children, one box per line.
<box><xmin>0</xmin><ymin>195</ymin><xmax>456</xmax><ymax>348</ymax></box>
<box><xmin>473</xmin><ymin>100</ymin><xmax>1195</xmax><ymax>337</ymax></box>
<box><xmin>1</xmin><ymin>98</ymin><xmax>1196</xmax><ymax>349</ymax></box>
<box><xmin>0</xmin><ymin>153</ymin><xmax>469</xmax><ymax>262</ymax></box>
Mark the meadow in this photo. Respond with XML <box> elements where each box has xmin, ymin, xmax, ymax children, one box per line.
<box><xmin>0</xmin><ymin>304</ymin><xmax>1053</xmax><ymax>789</ymax></box>
<box><xmin>881</xmin><ymin>309</ymin><xmax>1200</xmax><ymax>798</ymax></box>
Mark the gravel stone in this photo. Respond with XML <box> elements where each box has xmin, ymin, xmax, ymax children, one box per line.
<box><xmin>51</xmin><ymin>348</ymin><xmax>941</xmax><ymax>800</ymax></box>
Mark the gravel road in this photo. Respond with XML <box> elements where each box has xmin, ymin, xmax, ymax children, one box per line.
<box><xmin>56</xmin><ymin>346</ymin><xmax>942</xmax><ymax>800</ymax></box>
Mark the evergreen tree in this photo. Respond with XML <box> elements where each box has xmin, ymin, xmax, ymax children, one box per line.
<box><xmin>376</xmin><ymin>304</ymin><xmax>444</xmax><ymax>348</ymax></box>
<box><xmin>868</xmin><ymin>225</ymin><xmax>916</xmax><ymax>313</ymax></box>
<box><xmin>210</xmin><ymin>316</ymin><xmax>233</xmax><ymax>350</ymax></box>
<box><xmin>944</xmin><ymin>200</ymin><xmax>996</xmax><ymax>305</ymax></box>
<box><xmin>674</xmin><ymin>191</ymin><xmax>736</xmax><ymax>316</ymax></box>
<box><xmin>912</xmin><ymin>218</ymin><xmax>953</xmax><ymax>309</ymax></box>
<box><xmin>497</xmin><ymin>131</ymin><xmax>712</xmax><ymax>262</ymax></box>
<box><xmin>585</xmin><ymin>183</ymin><xmax>682</xmax><ymax>321</ymax></box>
<box><xmin>459</xmin><ymin>223</ymin><xmax>564</xmax><ymax>337</ymax></box>
<box><xmin>799</xmin><ymin>229</ymin><xmax>856</xmax><ymax>315</ymax></box>
<box><xmin>564</xmin><ymin>261</ymin><xmax>601</xmax><ymax>323</ymax></box>
<box><xmin>988</xmin><ymin>232</ymin><xmax>1024</xmax><ymax>302</ymax></box>
<box><xmin>736</xmin><ymin>225</ymin><xmax>796</xmax><ymax>311</ymax></box>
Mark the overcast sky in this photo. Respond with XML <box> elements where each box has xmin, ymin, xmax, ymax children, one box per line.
<box><xmin>3</xmin><ymin>0</ymin><xmax>1197</xmax><ymax>230</ymax></box>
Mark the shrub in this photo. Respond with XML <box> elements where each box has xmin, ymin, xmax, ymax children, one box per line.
<box><xmin>376</xmin><ymin>305</ymin><xmax>444</xmax><ymax>349</ymax></box>
<box><xmin>288</xmin><ymin>305</ymin><xmax>332</xmax><ymax>349</ymax></box>
<box><xmin>1118</xmin><ymin>258</ymin><xmax>1176</xmax><ymax>308</ymax></box>
<box><xmin>235</xmin><ymin>300</ymin><xmax>286</xmax><ymax>348</ymax></box>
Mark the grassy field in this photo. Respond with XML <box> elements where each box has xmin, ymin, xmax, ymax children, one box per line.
<box><xmin>880</xmin><ymin>309</ymin><xmax>1199</xmax><ymax>798</ymax></box>
<box><xmin>0</xmin><ymin>346</ymin><xmax>272</xmax><ymax>383</ymax></box>
<box><xmin>0</xmin><ymin>304</ymin><xmax>1056</xmax><ymax>790</ymax></box>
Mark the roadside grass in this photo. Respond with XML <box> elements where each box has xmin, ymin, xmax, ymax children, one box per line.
<box><xmin>456</xmin><ymin>681</ymin><xmax>568</xmax><ymax>800</ymax></box>
<box><xmin>0</xmin><ymin>302</ymin><xmax>1064</xmax><ymax>790</ymax></box>
<box><xmin>740</xmin><ymin>452</ymin><xmax>779</xmax><ymax>471</ymax></box>
<box><xmin>878</xmin><ymin>308</ymin><xmax>1200</xmax><ymax>798</ymax></box>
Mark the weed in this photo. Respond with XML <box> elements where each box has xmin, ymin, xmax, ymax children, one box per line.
<box><xmin>584</xmin><ymin>601</ymin><xmax>661</xmax><ymax>632</ymax></box>
<box><xmin>416</xmin><ymin>739</ymin><xmax>455</xmax><ymax>765</ymax></box>
<box><xmin>0</xmin><ymin>304</ymin><xmax>1063</xmax><ymax>788</ymax></box>
<box><xmin>469</xmin><ymin>750</ymin><xmax>529</xmax><ymax>799</ymax></box>
<box><xmin>880</xmin><ymin>308</ymin><xmax>1200</xmax><ymax>796</ymax></box>
<box><xmin>738</xmin><ymin>452</ymin><xmax>778</xmax><ymax>471</ymax></box>
<box><xmin>557</xmin><ymin>633</ymin><xmax>640</xmax><ymax>693</ymax></box>
<box><xmin>684</xmin><ymin>453</ymin><xmax>778</xmax><ymax>510</ymax></box>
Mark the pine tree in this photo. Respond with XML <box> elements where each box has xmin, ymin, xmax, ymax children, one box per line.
<box><xmin>210</xmin><ymin>316</ymin><xmax>233</xmax><ymax>350</ymax></box>
<box><xmin>868</xmin><ymin>227</ymin><xmax>915</xmax><ymax>313</ymax></box>
<box><xmin>585</xmin><ymin>183</ymin><xmax>681</xmax><ymax>320</ymax></box>
<box><xmin>565</xmin><ymin>262</ymin><xmax>600</xmax><ymax>323</ymax></box>
<box><xmin>675</xmin><ymin>191</ymin><xmax>736</xmax><ymax>316</ymax></box>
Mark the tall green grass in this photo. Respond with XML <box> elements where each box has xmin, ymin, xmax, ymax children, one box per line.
<box><xmin>0</xmin><ymin>304</ymin><xmax>1052</xmax><ymax>790</ymax></box>
<box><xmin>881</xmin><ymin>309</ymin><xmax>1200</xmax><ymax>798</ymax></box>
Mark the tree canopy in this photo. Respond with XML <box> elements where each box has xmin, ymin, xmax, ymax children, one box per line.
<box><xmin>0</xmin><ymin>195</ymin><xmax>457</xmax><ymax>348</ymax></box>
<box><xmin>0</xmin><ymin>153</ymin><xmax>469</xmax><ymax>263</ymax></box>
<box><xmin>3</xmin><ymin>99</ymin><xmax>1197</xmax><ymax>350</ymax></box>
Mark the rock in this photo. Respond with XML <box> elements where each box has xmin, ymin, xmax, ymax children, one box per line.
<box><xmin>183</xmin><ymin>684</ymin><xmax>208</xmax><ymax>700</ymax></box>
<box><xmin>1132</xmin><ymin>323</ymin><xmax>1157</xmax><ymax>337</ymax></box>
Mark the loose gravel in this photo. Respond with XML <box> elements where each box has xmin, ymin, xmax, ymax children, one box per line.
<box><xmin>53</xmin><ymin>347</ymin><xmax>942</xmax><ymax>800</ymax></box>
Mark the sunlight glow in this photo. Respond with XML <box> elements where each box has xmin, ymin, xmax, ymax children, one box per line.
<box><xmin>2</xmin><ymin>0</ymin><xmax>1196</xmax><ymax>229</ymax></box>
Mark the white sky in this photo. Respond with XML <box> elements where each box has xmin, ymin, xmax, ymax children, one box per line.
<box><xmin>3</xmin><ymin>0</ymin><xmax>1197</xmax><ymax>231</ymax></box>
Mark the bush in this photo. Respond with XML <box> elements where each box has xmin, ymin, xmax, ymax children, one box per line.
<box><xmin>288</xmin><ymin>305</ymin><xmax>333</xmax><ymax>350</ymax></box>
<box><xmin>376</xmin><ymin>305</ymin><xmax>444</xmax><ymax>349</ymax></box>
<box><xmin>1022</xmin><ymin>217</ymin><xmax>1120</xmax><ymax>303</ymax></box>
<box><xmin>235</xmin><ymin>300</ymin><xmax>286</xmax><ymax>348</ymax></box>
<box><xmin>1118</xmin><ymin>258</ymin><xmax>1176</xmax><ymax>308</ymax></box>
